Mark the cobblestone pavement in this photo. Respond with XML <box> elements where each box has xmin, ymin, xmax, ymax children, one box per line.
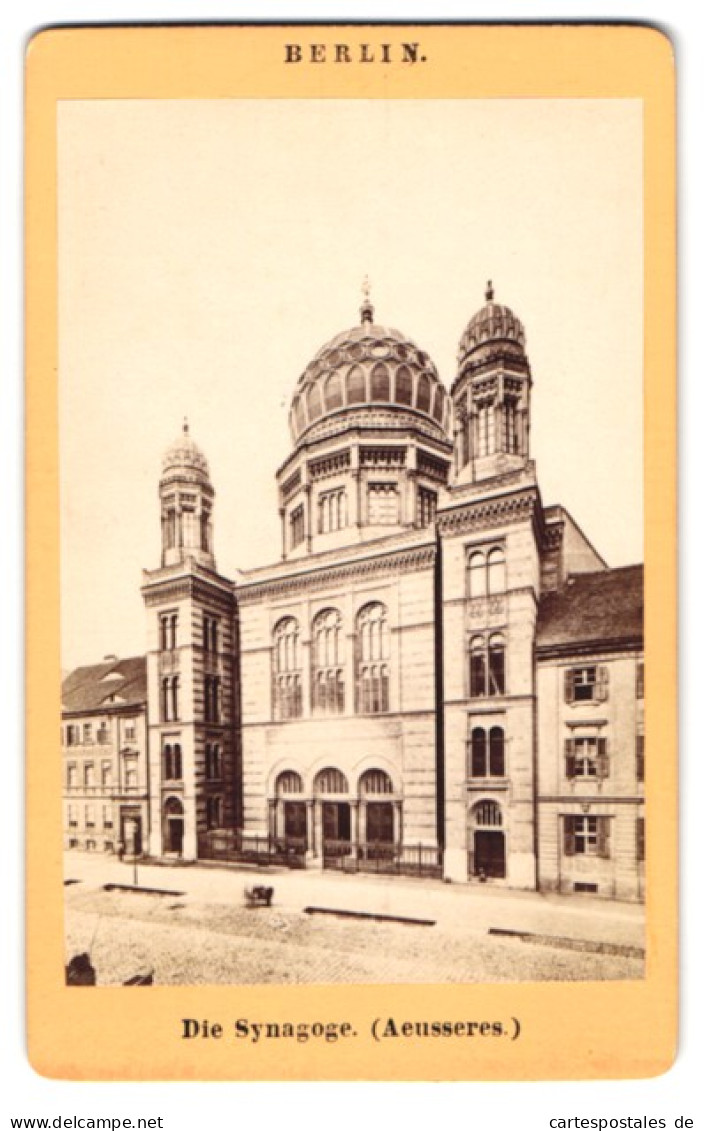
<box><xmin>64</xmin><ymin>853</ymin><xmax>645</xmax><ymax>986</ymax></box>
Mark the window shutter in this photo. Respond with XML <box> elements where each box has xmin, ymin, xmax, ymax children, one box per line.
<box><xmin>564</xmin><ymin>668</ymin><xmax>575</xmax><ymax>703</ymax></box>
<box><xmin>596</xmin><ymin>666</ymin><xmax>610</xmax><ymax>702</ymax></box>
<box><xmin>597</xmin><ymin>737</ymin><xmax>609</xmax><ymax>778</ymax></box>
<box><xmin>597</xmin><ymin>818</ymin><xmax>610</xmax><ymax>858</ymax></box>
<box><xmin>564</xmin><ymin>816</ymin><xmax>576</xmax><ymax>856</ymax></box>
<box><xmin>565</xmin><ymin>739</ymin><xmax>575</xmax><ymax>779</ymax></box>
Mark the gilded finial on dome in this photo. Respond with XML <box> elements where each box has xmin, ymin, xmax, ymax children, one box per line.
<box><xmin>360</xmin><ymin>275</ymin><xmax>374</xmax><ymax>325</ymax></box>
<box><xmin>485</xmin><ymin>280</ymin><xmax>494</xmax><ymax>303</ymax></box>
<box><xmin>183</xmin><ymin>416</ymin><xmax>189</xmax><ymax>435</ymax></box>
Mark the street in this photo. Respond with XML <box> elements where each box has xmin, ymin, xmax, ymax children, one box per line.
<box><xmin>64</xmin><ymin>851</ymin><xmax>645</xmax><ymax>986</ymax></box>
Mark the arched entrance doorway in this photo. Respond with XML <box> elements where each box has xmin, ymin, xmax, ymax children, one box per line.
<box><xmin>469</xmin><ymin>799</ymin><xmax>506</xmax><ymax>879</ymax></box>
<box><xmin>315</xmin><ymin>767</ymin><xmax>351</xmax><ymax>864</ymax></box>
<box><xmin>275</xmin><ymin>770</ymin><xmax>307</xmax><ymax>848</ymax></box>
<box><xmin>163</xmin><ymin>795</ymin><xmax>184</xmax><ymax>856</ymax></box>
<box><xmin>359</xmin><ymin>769</ymin><xmax>397</xmax><ymax>858</ymax></box>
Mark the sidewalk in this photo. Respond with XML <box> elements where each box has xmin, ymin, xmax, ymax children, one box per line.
<box><xmin>64</xmin><ymin>851</ymin><xmax>645</xmax><ymax>949</ymax></box>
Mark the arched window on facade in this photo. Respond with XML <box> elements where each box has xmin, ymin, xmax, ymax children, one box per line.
<box><xmin>272</xmin><ymin>617</ymin><xmax>303</xmax><ymax>721</ymax></box>
<box><xmin>356</xmin><ymin>603</ymin><xmax>390</xmax><ymax>714</ymax></box>
<box><xmin>200</xmin><ymin>507</ymin><xmax>211</xmax><ymax>552</ymax></box>
<box><xmin>487</xmin><ymin>547</ymin><xmax>506</xmax><ymax>595</ymax></box>
<box><xmin>315</xmin><ymin>767</ymin><xmax>349</xmax><ymax>795</ymax></box>
<box><xmin>360</xmin><ymin>769</ymin><xmax>396</xmax><ymax>848</ymax></box>
<box><xmin>371</xmin><ymin>363</ymin><xmax>390</xmax><ymax>401</ymax></box>
<box><xmin>206</xmin><ymin>795</ymin><xmax>222</xmax><ymax>830</ymax></box>
<box><xmin>476</xmin><ymin>401</ymin><xmax>496</xmax><ymax>456</ymax></box>
<box><xmin>432</xmin><ymin>384</ymin><xmax>446</xmax><ymax>424</ymax></box>
<box><xmin>205</xmin><ymin>743</ymin><xmax>221</xmax><ymax>780</ymax></box>
<box><xmin>307</xmin><ymin>382</ymin><xmax>322</xmax><ymax>422</ymax></box>
<box><xmin>469</xmin><ymin>634</ymin><xmax>506</xmax><ymax>697</ymax></box>
<box><xmin>417</xmin><ymin>373</ymin><xmax>431</xmax><ymax>413</ymax></box>
<box><xmin>467</xmin><ymin>552</ymin><xmax>487</xmax><ymax>598</ymax></box>
<box><xmin>467</xmin><ymin>545</ymin><xmax>506</xmax><ymax>597</ymax></box>
<box><xmin>359</xmin><ymin>769</ymin><xmax>394</xmax><ymax>795</ymax></box>
<box><xmin>469</xmin><ymin>636</ymin><xmax>487</xmax><ymax>698</ymax></box>
<box><xmin>324</xmin><ymin>370</ymin><xmax>343</xmax><ymax>411</ymax></box>
<box><xmin>162</xmin><ymin>743</ymin><xmax>182</xmax><ymax>781</ymax></box>
<box><xmin>312</xmin><ymin>608</ymin><xmax>344</xmax><ymax>715</ymax></box>
<box><xmin>488</xmin><ymin>634</ymin><xmax>506</xmax><ymax>695</ymax></box>
<box><xmin>347</xmin><ymin>365</ymin><xmax>365</xmax><ymax>404</ymax></box>
<box><xmin>395</xmin><ymin>365</ymin><xmax>413</xmax><ymax>405</ymax></box>
<box><xmin>474</xmin><ymin>799</ymin><xmax>503</xmax><ymax>827</ymax></box>
<box><xmin>276</xmin><ymin>770</ymin><xmax>304</xmax><ymax>795</ymax></box>
<box><xmin>293</xmin><ymin>396</ymin><xmax>306</xmax><ymax>435</ymax></box>
<box><xmin>469</xmin><ymin>727</ymin><xmax>505</xmax><ymax>778</ymax></box>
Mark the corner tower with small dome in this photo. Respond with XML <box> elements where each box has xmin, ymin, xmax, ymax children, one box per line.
<box><xmin>141</xmin><ymin>422</ymin><xmax>239</xmax><ymax>861</ymax></box>
<box><xmin>452</xmin><ymin>282</ymin><xmax>532</xmax><ymax>485</ymax></box>
<box><xmin>159</xmin><ymin>420</ymin><xmax>216</xmax><ymax>570</ymax></box>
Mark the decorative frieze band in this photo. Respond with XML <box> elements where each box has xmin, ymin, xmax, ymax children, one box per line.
<box><xmin>142</xmin><ymin>572</ymin><xmax>235</xmax><ymax>611</ymax></box>
<box><xmin>237</xmin><ymin>543</ymin><xmax>436</xmax><ymax>604</ymax></box>
<box><xmin>436</xmin><ymin>488</ymin><xmax>537</xmax><ymax>537</ymax></box>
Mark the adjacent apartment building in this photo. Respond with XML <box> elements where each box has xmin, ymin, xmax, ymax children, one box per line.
<box><xmin>61</xmin><ymin>657</ymin><xmax>149</xmax><ymax>856</ymax></box>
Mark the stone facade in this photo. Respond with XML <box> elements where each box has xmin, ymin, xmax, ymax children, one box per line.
<box><xmin>63</xmin><ymin>284</ymin><xmax>644</xmax><ymax>901</ymax></box>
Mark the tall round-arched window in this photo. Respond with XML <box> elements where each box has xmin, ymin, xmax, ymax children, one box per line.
<box><xmin>488</xmin><ymin>634</ymin><xmax>506</xmax><ymax>695</ymax></box>
<box><xmin>431</xmin><ymin>383</ymin><xmax>446</xmax><ymax>423</ymax></box>
<box><xmin>293</xmin><ymin>396</ymin><xmax>306</xmax><ymax>435</ymax></box>
<box><xmin>469</xmin><ymin>635</ymin><xmax>487</xmax><ymax>698</ymax></box>
<box><xmin>347</xmin><ymin>365</ymin><xmax>365</xmax><ymax>404</ymax></box>
<box><xmin>489</xmin><ymin>727</ymin><xmax>505</xmax><ymax>776</ymax></box>
<box><xmin>468</xmin><ymin>552</ymin><xmax>487</xmax><ymax>598</ymax></box>
<box><xmin>356</xmin><ymin>603</ymin><xmax>390</xmax><ymax>714</ymax></box>
<box><xmin>487</xmin><ymin>548</ymin><xmax>506</xmax><ymax>595</ymax></box>
<box><xmin>395</xmin><ymin>365</ymin><xmax>413</xmax><ymax>405</ymax></box>
<box><xmin>324</xmin><ymin>371</ymin><xmax>343</xmax><ymax>411</ymax></box>
<box><xmin>312</xmin><ymin>608</ymin><xmax>344</xmax><ymax>715</ymax></box>
<box><xmin>272</xmin><ymin>617</ymin><xmax>302</xmax><ymax>721</ymax></box>
<box><xmin>470</xmin><ymin>727</ymin><xmax>487</xmax><ymax>778</ymax></box>
<box><xmin>417</xmin><ymin>373</ymin><xmax>432</xmax><ymax>413</ymax></box>
<box><xmin>371</xmin><ymin>363</ymin><xmax>390</xmax><ymax>401</ymax></box>
<box><xmin>307</xmin><ymin>382</ymin><xmax>322</xmax><ymax>422</ymax></box>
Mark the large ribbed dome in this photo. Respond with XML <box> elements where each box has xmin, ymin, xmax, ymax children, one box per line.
<box><xmin>161</xmin><ymin>420</ymin><xmax>210</xmax><ymax>480</ymax></box>
<box><xmin>290</xmin><ymin>300</ymin><xmax>450</xmax><ymax>444</ymax></box>
<box><xmin>458</xmin><ymin>281</ymin><xmax>526</xmax><ymax>371</ymax></box>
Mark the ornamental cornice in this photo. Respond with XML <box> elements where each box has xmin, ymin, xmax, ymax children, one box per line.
<box><xmin>141</xmin><ymin>571</ymin><xmax>235</xmax><ymax>610</ymax></box>
<box><xmin>436</xmin><ymin>488</ymin><xmax>537</xmax><ymax>537</ymax></box>
<box><xmin>237</xmin><ymin>543</ymin><xmax>436</xmax><ymax>604</ymax></box>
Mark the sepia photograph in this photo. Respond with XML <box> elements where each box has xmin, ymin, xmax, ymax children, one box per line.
<box><xmin>57</xmin><ymin>96</ymin><xmax>646</xmax><ymax>989</ymax></box>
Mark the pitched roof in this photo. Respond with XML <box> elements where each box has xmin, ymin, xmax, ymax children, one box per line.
<box><xmin>61</xmin><ymin>655</ymin><xmax>147</xmax><ymax>714</ymax></box>
<box><xmin>537</xmin><ymin>565</ymin><xmax>643</xmax><ymax>654</ymax></box>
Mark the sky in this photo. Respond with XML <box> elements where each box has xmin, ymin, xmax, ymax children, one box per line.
<box><xmin>58</xmin><ymin>98</ymin><xmax>643</xmax><ymax>670</ymax></box>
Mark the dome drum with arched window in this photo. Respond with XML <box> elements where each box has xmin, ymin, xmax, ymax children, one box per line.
<box><xmin>278</xmin><ymin>293</ymin><xmax>453</xmax><ymax>559</ymax></box>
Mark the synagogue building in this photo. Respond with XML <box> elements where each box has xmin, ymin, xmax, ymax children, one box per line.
<box><xmin>64</xmin><ymin>284</ymin><xmax>645</xmax><ymax>900</ymax></box>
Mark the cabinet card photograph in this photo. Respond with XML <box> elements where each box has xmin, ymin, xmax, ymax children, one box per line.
<box><xmin>26</xmin><ymin>24</ymin><xmax>676</xmax><ymax>1081</ymax></box>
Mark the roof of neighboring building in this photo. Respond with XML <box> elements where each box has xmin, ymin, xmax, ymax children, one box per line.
<box><xmin>61</xmin><ymin>655</ymin><xmax>147</xmax><ymax>714</ymax></box>
<box><xmin>537</xmin><ymin>564</ymin><xmax>643</xmax><ymax>655</ymax></box>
